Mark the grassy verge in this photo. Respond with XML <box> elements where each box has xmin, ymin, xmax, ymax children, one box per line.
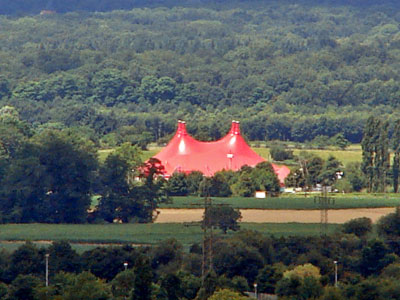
<box><xmin>162</xmin><ymin>194</ymin><xmax>400</xmax><ymax>209</ymax></box>
<box><xmin>0</xmin><ymin>223</ymin><xmax>339</xmax><ymax>251</ymax></box>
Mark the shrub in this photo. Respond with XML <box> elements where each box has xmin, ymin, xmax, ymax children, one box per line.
<box><xmin>270</xmin><ymin>145</ymin><xmax>294</xmax><ymax>161</ymax></box>
<box><xmin>342</xmin><ymin>217</ymin><xmax>372</xmax><ymax>237</ymax></box>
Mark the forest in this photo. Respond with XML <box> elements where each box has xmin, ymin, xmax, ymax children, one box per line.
<box><xmin>1</xmin><ymin>0</ymin><xmax>400</xmax><ymax>146</ymax></box>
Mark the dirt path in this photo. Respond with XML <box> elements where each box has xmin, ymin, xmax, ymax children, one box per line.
<box><xmin>155</xmin><ymin>208</ymin><xmax>396</xmax><ymax>224</ymax></box>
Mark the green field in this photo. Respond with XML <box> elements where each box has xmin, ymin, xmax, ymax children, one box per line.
<box><xmin>253</xmin><ymin>146</ymin><xmax>362</xmax><ymax>165</ymax></box>
<box><xmin>0</xmin><ymin>223</ymin><xmax>339</xmax><ymax>251</ymax></box>
<box><xmin>162</xmin><ymin>194</ymin><xmax>400</xmax><ymax>210</ymax></box>
<box><xmin>98</xmin><ymin>148</ymin><xmax>161</xmax><ymax>162</ymax></box>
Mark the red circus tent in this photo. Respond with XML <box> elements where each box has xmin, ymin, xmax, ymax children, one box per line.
<box><xmin>153</xmin><ymin>120</ymin><xmax>291</xmax><ymax>185</ymax></box>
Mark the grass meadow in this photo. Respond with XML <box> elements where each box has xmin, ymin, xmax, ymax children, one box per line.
<box><xmin>252</xmin><ymin>146</ymin><xmax>362</xmax><ymax>165</ymax></box>
<box><xmin>162</xmin><ymin>194</ymin><xmax>400</xmax><ymax>209</ymax></box>
<box><xmin>0</xmin><ymin>223</ymin><xmax>339</xmax><ymax>252</ymax></box>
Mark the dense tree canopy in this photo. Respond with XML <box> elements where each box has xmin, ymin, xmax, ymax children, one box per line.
<box><xmin>0</xmin><ymin>1</ymin><xmax>400</xmax><ymax>145</ymax></box>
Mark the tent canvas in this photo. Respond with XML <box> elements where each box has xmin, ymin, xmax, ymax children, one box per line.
<box><xmin>153</xmin><ymin>120</ymin><xmax>291</xmax><ymax>185</ymax></box>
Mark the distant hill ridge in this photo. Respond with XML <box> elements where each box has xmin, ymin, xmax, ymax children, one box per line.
<box><xmin>1</xmin><ymin>0</ymin><xmax>399</xmax><ymax>15</ymax></box>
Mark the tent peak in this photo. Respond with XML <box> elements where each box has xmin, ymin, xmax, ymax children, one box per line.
<box><xmin>177</xmin><ymin>120</ymin><xmax>188</xmax><ymax>135</ymax></box>
<box><xmin>230</xmin><ymin>120</ymin><xmax>241</xmax><ymax>135</ymax></box>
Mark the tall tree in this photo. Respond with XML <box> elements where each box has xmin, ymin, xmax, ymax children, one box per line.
<box><xmin>361</xmin><ymin>117</ymin><xmax>389</xmax><ymax>193</ymax></box>
<box><xmin>131</xmin><ymin>255</ymin><xmax>153</xmax><ymax>300</ymax></box>
<box><xmin>392</xmin><ymin>120</ymin><xmax>400</xmax><ymax>193</ymax></box>
<box><xmin>376</xmin><ymin>121</ymin><xmax>389</xmax><ymax>192</ymax></box>
<box><xmin>318</xmin><ymin>155</ymin><xmax>341</xmax><ymax>187</ymax></box>
<box><xmin>0</xmin><ymin>130</ymin><xmax>97</xmax><ymax>223</ymax></box>
<box><xmin>98</xmin><ymin>153</ymin><xmax>169</xmax><ymax>223</ymax></box>
<box><xmin>361</xmin><ymin>117</ymin><xmax>378</xmax><ymax>192</ymax></box>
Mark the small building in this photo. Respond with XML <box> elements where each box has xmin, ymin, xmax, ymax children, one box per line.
<box><xmin>255</xmin><ymin>191</ymin><xmax>266</xmax><ymax>198</ymax></box>
<box><xmin>40</xmin><ymin>10</ymin><xmax>56</xmax><ymax>15</ymax></box>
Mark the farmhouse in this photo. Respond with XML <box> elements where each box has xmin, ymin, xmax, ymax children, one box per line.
<box><xmin>153</xmin><ymin>120</ymin><xmax>290</xmax><ymax>185</ymax></box>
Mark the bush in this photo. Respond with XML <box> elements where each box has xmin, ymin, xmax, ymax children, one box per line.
<box><xmin>186</xmin><ymin>171</ymin><xmax>204</xmax><ymax>196</ymax></box>
<box><xmin>199</xmin><ymin>174</ymin><xmax>232</xmax><ymax>197</ymax></box>
<box><xmin>377</xmin><ymin>207</ymin><xmax>400</xmax><ymax>238</ymax></box>
<box><xmin>166</xmin><ymin>172</ymin><xmax>188</xmax><ymax>196</ymax></box>
<box><xmin>342</xmin><ymin>217</ymin><xmax>372</xmax><ymax>237</ymax></box>
<box><xmin>270</xmin><ymin>146</ymin><xmax>294</xmax><ymax>161</ymax></box>
<box><xmin>202</xmin><ymin>206</ymin><xmax>242</xmax><ymax>234</ymax></box>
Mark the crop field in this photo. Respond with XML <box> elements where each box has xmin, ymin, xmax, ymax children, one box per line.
<box><xmin>162</xmin><ymin>194</ymin><xmax>400</xmax><ymax>210</ymax></box>
<box><xmin>0</xmin><ymin>223</ymin><xmax>339</xmax><ymax>251</ymax></box>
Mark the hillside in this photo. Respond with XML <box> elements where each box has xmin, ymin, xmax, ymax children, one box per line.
<box><xmin>1</xmin><ymin>0</ymin><xmax>400</xmax><ymax>146</ymax></box>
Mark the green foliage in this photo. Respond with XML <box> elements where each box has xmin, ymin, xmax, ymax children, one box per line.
<box><xmin>256</xmin><ymin>265</ymin><xmax>283</xmax><ymax>294</ymax></box>
<box><xmin>345</xmin><ymin>162</ymin><xmax>366</xmax><ymax>192</ymax></box>
<box><xmin>48</xmin><ymin>240</ymin><xmax>82</xmax><ymax>274</ymax></box>
<box><xmin>276</xmin><ymin>264</ymin><xmax>323</xmax><ymax>300</ymax></box>
<box><xmin>0</xmin><ymin>282</ymin><xmax>7</xmax><ymax>299</ymax></box>
<box><xmin>342</xmin><ymin>217</ymin><xmax>372</xmax><ymax>238</ymax></box>
<box><xmin>232</xmin><ymin>172</ymin><xmax>256</xmax><ymax>197</ymax></box>
<box><xmin>269</xmin><ymin>146</ymin><xmax>293</xmax><ymax>161</ymax></box>
<box><xmin>377</xmin><ymin>207</ymin><xmax>400</xmax><ymax>238</ymax></box>
<box><xmin>0</xmin><ymin>2</ymin><xmax>399</xmax><ymax>146</ymax></box>
<box><xmin>333</xmin><ymin>133</ymin><xmax>350</xmax><ymax>150</ymax></box>
<box><xmin>208</xmin><ymin>288</ymin><xmax>249</xmax><ymax>300</ymax></box>
<box><xmin>97</xmin><ymin>153</ymin><xmax>169</xmax><ymax>223</ymax></box>
<box><xmin>7</xmin><ymin>242</ymin><xmax>44</xmax><ymax>282</ymax></box>
<box><xmin>166</xmin><ymin>172</ymin><xmax>188</xmax><ymax>196</ymax></box>
<box><xmin>131</xmin><ymin>255</ymin><xmax>153</xmax><ymax>300</ymax></box>
<box><xmin>8</xmin><ymin>274</ymin><xmax>41</xmax><ymax>300</ymax></box>
<box><xmin>159</xmin><ymin>273</ymin><xmax>182</xmax><ymax>300</ymax></box>
<box><xmin>62</xmin><ymin>271</ymin><xmax>112</xmax><ymax>300</ymax></box>
<box><xmin>361</xmin><ymin>117</ymin><xmax>390</xmax><ymax>193</ymax></box>
<box><xmin>81</xmin><ymin>246</ymin><xmax>136</xmax><ymax>281</ymax></box>
<box><xmin>359</xmin><ymin>240</ymin><xmax>395</xmax><ymax>277</ymax></box>
<box><xmin>150</xmin><ymin>238</ymin><xmax>183</xmax><ymax>274</ymax></box>
<box><xmin>90</xmin><ymin>69</ymin><xmax>132</xmax><ymax>106</ymax></box>
<box><xmin>251</xmin><ymin>162</ymin><xmax>281</xmax><ymax>194</ymax></box>
<box><xmin>392</xmin><ymin>120</ymin><xmax>400</xmax><ymax>193</ymax></box>
<box><xmin>202</xmin><ymin>205</ymin><xmax>242</xmax><ymax>234</ymax></box>
<box><xmin>213</xmin><ymin>239</ymin><xmax>264</xmax><ymax>285</ymax></box>
<box><xmin>111</xmin><ymin>269</ymin><xmax>136</xmax><ymax>299</ymax></box>
<box><xmin>318</xmin><ymin>155</ymin><xmax>341</xmax><ymax>186</ymax></box>
<box><xmin>199</xmin><ymin>175</ymin><xmax>232</xmax><ymax>197</ymax></box>
<box><xmin>0</xmin><ymin>129</ymin><xmax>98</xmax><ymax>224</ymax></box>
<box><xmin>186</xmin><ymin>171</ymin><xmax>204</xmax><ymax>196</ymax></box>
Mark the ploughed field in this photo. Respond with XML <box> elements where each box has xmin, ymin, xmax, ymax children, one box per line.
<box><xmin>155</xmin><ymin>208</ymin><xmax>395</xmax><ymax>224</ymax></box>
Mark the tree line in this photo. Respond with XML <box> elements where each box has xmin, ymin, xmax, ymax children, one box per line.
<box><xmin>0</xmin><ymin>106</ymin><xmax>281</xmax><ymax>224</ymax></box>
<box><xmin>360</xmin><ymin>116</ymin><xmax>400</xmax><ymax>193</ymax></box>
<box><xmin>1</xmin><ymin>212</ymin><xmax>400</xmax><ymax>299</ymax></box>
<box><xmin>0</xmin><ymin>1</ymin><xmax>400</xmax><ymax>145</ymax></box>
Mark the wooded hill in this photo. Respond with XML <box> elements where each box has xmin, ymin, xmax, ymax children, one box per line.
<box><xmin>1</xmin><ymin>0</ymin><xmax>400</xmax><ymax>146</ymax></box>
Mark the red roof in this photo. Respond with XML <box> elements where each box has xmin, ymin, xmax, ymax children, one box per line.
<box><xmin>153</xmin><ymin>120</ymin><xmax>291</xmax><ymax>185</ymax></box>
